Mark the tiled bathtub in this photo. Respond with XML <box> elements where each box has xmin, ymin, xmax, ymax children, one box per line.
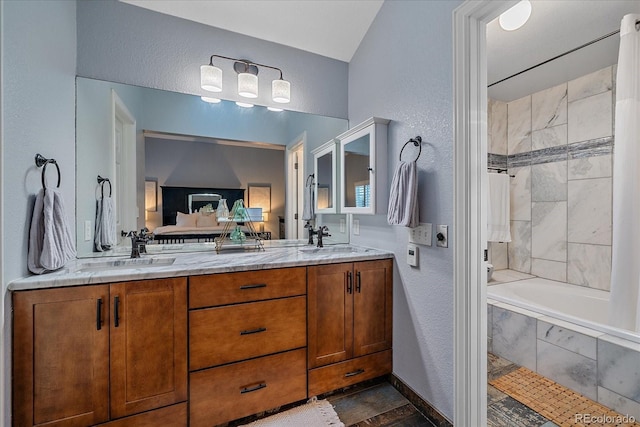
<box><xmin>488</xmin><ymin>276</ymin><xmax>640</xmax><ymax>419</ymax></box>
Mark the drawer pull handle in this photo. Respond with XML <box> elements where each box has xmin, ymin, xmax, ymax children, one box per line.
<box><xmin>344</xmin><ymin>369</ymin><xmax>365</xmax><ymax>378</ymax></box>
<box><xmin>240</xmin><ymin>327</ymin><xmax>267</xmax><ymax>335</ymax></box>
<box><xmin>96</xmin><ymin>298</ymin><xmax>103</xmax><ymax>331</ymax></box>
<box><xmin>356</xmin><ymin>271</ymin><xmax>362</xmax><ymax>293</ymax></box>
<box><xmin>240</xmin><ymin>283</ymin><xmax>267</xmax><ymax>290</ymax></box>
<box><xmin>347</xmin><ymin>271</ymin><xmax>353</xmax><ymax>294</ymax></box>
<box><xmin>240</xmin><ymin>383</ymin><xmax>267</xmax><ymax>394</ymax></box>
<box><xmin>114</xmin><ymin>296</ymin><xmax>120</xmax><ymax>328</ymax></box>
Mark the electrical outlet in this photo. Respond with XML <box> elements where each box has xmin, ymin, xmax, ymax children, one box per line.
<box><xmin>353</xmin><ymin>219</ymin><xmax>360</xmax><ymax>235</ymax></box>
<box><xmin>409</xmin><ymin>223</ymin><xmax>432</xmax><ymax>246</ymax></box>
<box><xmin>436</xmin><ymin>225</ymin><xmax>448</xmax><ymax>248</ymax></box>
<box><xmin>340</xmin><ymin>219</ymin><xmax>346</xmax><ymax>233</ymax></box>
<box><xmin>84</xmin><ymin>220</ymin><xmax>92</xmax><ymax>241</ymax></box>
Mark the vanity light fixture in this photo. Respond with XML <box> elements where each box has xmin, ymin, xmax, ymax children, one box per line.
<box><xmin>201</xmin><ymin>54</ymin><xmax>291</xmax><ymax>104</ymax></box>
<box><xmin>235</xmin><ymin>101</ymin><xmax>254</xmax><ymax>108</ymax></box>
<box><xmin>499</xmin><ymin>0</ymin><xmax>532</xmax><ymax>31</ymax></box>
<box><xmin>267</xmin><ymin>106</ymin><xmax>284</xmax><ymax>112</ymax></box>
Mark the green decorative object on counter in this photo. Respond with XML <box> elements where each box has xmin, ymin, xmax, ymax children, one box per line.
<box><xmin>230</xmin><ymin>225</ymin><xmax>246</xmax><ymax>243</ymax></box>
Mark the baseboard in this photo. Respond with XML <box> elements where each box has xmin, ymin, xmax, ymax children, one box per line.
<box><xmin>388</xmin><ymin>374</ymin><xmax>453</xmax><ymax>427</ymax></box>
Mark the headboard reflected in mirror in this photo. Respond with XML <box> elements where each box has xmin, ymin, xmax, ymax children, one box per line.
<box><xmin>162</xmin><ymin>187</ymin><xmax>244</xmax><ymax>226</ymax></box>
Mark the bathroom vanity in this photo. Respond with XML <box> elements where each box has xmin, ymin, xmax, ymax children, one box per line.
<box><xmin>10</xmin><ymin>244</ymin><xmax>393</xmax><ymax>427</ymax></box>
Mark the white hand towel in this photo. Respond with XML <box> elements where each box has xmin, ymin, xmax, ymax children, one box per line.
<box><xmin>487</xmin><ymin>173</ymin><xmax>511</xmax><ymax>242</ymax></box>
<box><xmin>387</xmin><ymin>161</ymin><xmax>419</xmax><ymax>227</ymax></box>
<box><xmin>94</xmin><ymin>197</ymin><xmax>117</xmax><ymax>251</ymax></box>
<box><xmin>28</xmin><ymin>188</ymin><xmax>77</xmax><ymax>274</ymax></box>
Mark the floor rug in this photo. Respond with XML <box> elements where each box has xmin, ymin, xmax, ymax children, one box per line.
<box><xmin>239</xmin><ymin>398</ymin><xmax>344</xmax><ymax>427</ymax></box>
<box><xmin>490</xmin><ymin>366</ymin><xmax>639</xmax><ymax>427</ymax></box>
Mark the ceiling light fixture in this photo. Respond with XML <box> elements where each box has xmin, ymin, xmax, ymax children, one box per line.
<box><xmin>201</xmin><ymin>54</ymin><xmax>291</xmax><ymax>104</ymax></box>
<box><xmin>499</xmin><ymin>0</ymin><xmax>532</xmax><ymax>31</ymax></box>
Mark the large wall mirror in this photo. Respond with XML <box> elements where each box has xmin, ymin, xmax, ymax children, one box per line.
<box><xmin>76</xmin><ymin>77</ymin><xmax>348</xmax><ymax>258</ymax></box>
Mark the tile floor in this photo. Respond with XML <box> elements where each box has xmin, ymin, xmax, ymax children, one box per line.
<box><xmin>327</xmin><ymin>382</ymin><xmax>437</xmax><ymax>427</ymax></box>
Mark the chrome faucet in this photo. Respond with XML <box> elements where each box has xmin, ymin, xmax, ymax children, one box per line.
<box><xmin>305</xmin><ymin>221</ymin><xmax>318</xmax><ymax>245</ymax></box>
<box><xmin>317</xmin><ymin>226</ymin><xmax>331</xmax><ymax>248</ymax></box>
<box><xmin>121</xmin><ymin>228</ymin><xmax>153</xmax><ymax>258</ymax></box>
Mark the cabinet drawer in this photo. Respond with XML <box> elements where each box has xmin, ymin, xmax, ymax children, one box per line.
<box><xmin>189</xmin><ymin>267</ymin><xmax>306</xmax><ymax>308</ymax></box>
<box><xmin>308</xmin><ymin>349</ymin><xmax>392</xmax><ymax>396</ymax></box>
<box><xmin>96</xmin><ymin>402</ymin><xmax>186</xmax><ymax>426</ymax></box>
<box><xmin>190</xmin><ymin>348</ymin><xmax>307</xmax><ymax>427</ymax></box>
<box><xmin>190</xmin><ymin>296</ymin><xmax>306</xmax><ymax>370</ymax></box>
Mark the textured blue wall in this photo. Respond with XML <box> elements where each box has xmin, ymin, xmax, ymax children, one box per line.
<box><xmin>77</xmin><ymin>0</ymin><xmax>348</xmax><ymax>119</ymax></box>
<box><xmin>348</xmin><ymin>1</ymin><xmax>462</xmax><ymax>420</ymax></box>
<box><xmin>1</xmin><ymin>1</ymin><xmax>77</xmax><ymax>423</ymax></box>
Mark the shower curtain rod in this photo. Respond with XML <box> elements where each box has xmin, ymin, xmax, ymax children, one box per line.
<box><xmin>488</xmin><ymin>19</ymin><xmax>640</xmax><ymax>88</ymax></box>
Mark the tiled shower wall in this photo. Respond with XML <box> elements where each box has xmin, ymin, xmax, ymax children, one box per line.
<box><xmin>488</xmin><ymin>66</ymin><xmax>615</xmax><ymax>290</ymax></box>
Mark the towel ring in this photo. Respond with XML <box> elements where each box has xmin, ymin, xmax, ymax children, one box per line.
<box><xmin>35</xmin><ymin>153</ymin><xmax>61</xmax><ymax>189</ymax></box>
<box><xmin>305</xmin><ymin>173</ymin><xmax>315</xmax><ymax>188</ymax></box>
<box><xmin>399</xmin><ymin>136</ymin><xmax>422</xmax><ymax>162</ymax></box>
<box><xmin>97</xmin><ymin>175</ymin><xmax>112</xmax><ymax>198</ymax></box>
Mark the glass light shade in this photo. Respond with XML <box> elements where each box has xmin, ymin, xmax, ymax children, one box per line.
<box><xmin>499</xmin><ymin>0</ymin><xmax>531</xmax><ymax>31</ymax></box>
<box><xmin>200</xmin><ymin>96</ymin><xmax>221</xmax><ymax>103</ymax></box>
<box><xmin>235</xmin><ymin>101</ymin><xmax>254</xmax><ymax>108</ymax></box>
<box><xmin>267</xmin><ymin>106</ymin><xmax>283</xmax><ymax>112</ymax></box>
<box><xmin>272</xmin><ymin>79</ymin><xmax>291</xmax><ymax>103</ymax></box>
<box><xmin>201</xmin><ymin>64</ymin><xmax>222</xmax><ymax>92</ymax></box>
<box><xmin>238</xmin><ymin>73</ymin><xmax>258</xmax><ymax>98</ymax></box>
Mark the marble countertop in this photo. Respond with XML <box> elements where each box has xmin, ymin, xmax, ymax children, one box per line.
<box><xmin>9</xmin><ymin>242</ymin><xmax>393</xmax><ymax>291</ymax></box>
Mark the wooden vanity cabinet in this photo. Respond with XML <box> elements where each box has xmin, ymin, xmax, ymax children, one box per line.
<box><xmin>12</xmin><ymin>278</ymin><xmax>187</xmax><ymax>427</ymax></box>
<box><xmin>307</xmin><ymin>259</ymin><xmax>392</xmax><ymax>396</ymax></box>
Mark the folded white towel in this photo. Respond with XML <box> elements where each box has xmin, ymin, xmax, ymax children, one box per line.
<box><xmin>487</xmin><ymin>173</ymin><xmax>511</xmax><ymax>242</ymax></box>
<box><xmin>28</xmin><ymin>188</ymin><xmax>77</xmax><ymax>274</ymax></box>
<box><xmin>94</xmin><ymin>197</ymin><xmax>117</xmax><ymax>251</ymax></box>
<box><xmin>387</xmin><ymin>161</ymin><xmax>419</xmax><ymax>227</ymax></box>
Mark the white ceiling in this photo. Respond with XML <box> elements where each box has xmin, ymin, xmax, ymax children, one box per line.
<box><xmin>120</xmin><ymin>0</ymin><xmax>640</xmax><ymax>101</ymax></box>
<box><xmin>119</xmin><ymin>0</ymin><xmax>384</xmax><ymax>62</ymax></box>
<box><xmin>487</xmin><ymin>0</ymin><xmax>640</xmax><ymax>101</ymax></box>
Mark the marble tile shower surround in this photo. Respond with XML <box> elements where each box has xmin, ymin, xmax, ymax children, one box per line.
<box><xmin>488</xmin><ymin>301</ymin><xmax>640</xmax><ymax>420</ymax></box>
<box><xmin>487</xmin><ymin>65</ymin><xmax>616</xmax><ymax>289</ymax></box>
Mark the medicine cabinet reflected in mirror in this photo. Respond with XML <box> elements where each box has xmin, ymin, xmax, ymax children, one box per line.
<box><xmin>339</xmin><ymin>117</ymin><xmax>389</xmax><ymax>215</ymax></box>
<box><xmin>312</xmin><ymin>140</ymin><xmax>337</xmax><ymax>214</ymax></box>
<box><xmin>76</xmin><ymin>77</ymin><xmax>349</xmax><ymax>257</ymax></box>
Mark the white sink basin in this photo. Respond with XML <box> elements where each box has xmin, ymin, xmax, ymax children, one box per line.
<box><xmin>75</xmin><ymin>257</ymin><xmax>176</xmax><ymax>272</ymax></box>
<box><xmin>299</xmin><ymin>245</ymin><xmax>371</xmax><ymax>254</ymax></box>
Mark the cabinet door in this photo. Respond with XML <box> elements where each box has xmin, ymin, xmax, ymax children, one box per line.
<box><xmin>314</xmin><ymin>140</ymin><xmax>337</xmax><ymax>213</ymax></box>
<box><xmin>340</xmin><ymin>129</ymin><xmax>372</xmax><ymax>213</ymax></box>
<box><xmin>13</xmin><ymin>285</ymin><xmax>110</xmax><ymax>427</ymax></box>
<box><xmin>110</xmin><ymin>278</ymin><xmax>187</xmax><ymax>419</ymax></box>
<box><xmin>353</xmin><ymin>259</ymin><xmax>393</xmax><ymax>357</ymax></box>
<box><xmin>308</xmin><ymin>263</ymin><xmax>354</xmax><ymax>368</ymax></box>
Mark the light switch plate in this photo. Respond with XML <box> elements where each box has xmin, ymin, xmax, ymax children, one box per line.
<box><xmin>340</xmin><ymin>219</ymin><xmax>346</xmax><ymax>233</ymax></box>
<box><xmin>409</xmin><ymin>223</ymin><xmax>432</xmax><ymax>246</ymax></box>
<box><xmin>84</xmin><ymin>220</ymin><xmax>92</xmax><ymax>241</ymax></box>
<box><xmin>407</xmin><ymin>243</ymin><xmax>418</xmax><ymax>267</ymax></box>
<box><xmin>353</xmin><ymin>219</ymin><xmax>360</xmax><ymax>235</ymax></box>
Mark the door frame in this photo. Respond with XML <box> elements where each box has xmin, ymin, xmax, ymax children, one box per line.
<box><xmin>285</xmin><ymin>132</ymin><xmax>306</xmax><ymax>239</ymax></box>
<box><xmin>452</xmin><ymin>1</ymin><xmax>516</xmax><ymax>424</ymax></box>
<box><xmin>111</xmin><ymin>90</ymin><xmax>137</xmax><ymax>240</ymax></box>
